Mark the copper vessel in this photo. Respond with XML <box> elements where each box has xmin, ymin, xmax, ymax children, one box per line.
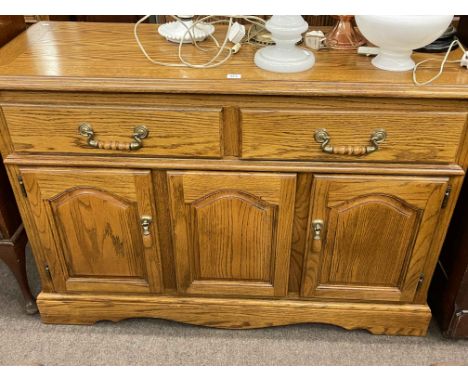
<box><xmin>325</xmin><ymin>16</ymin><xmax>366</xmax><ymax>49</ymax></box>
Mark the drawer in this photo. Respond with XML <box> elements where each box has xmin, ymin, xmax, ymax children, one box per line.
<box><xmin>2</xmin><ymin>104</ymin><xmax>222</xmax><ymax>158</ymax></box>
<box><xmin>241</xmin><ymin>109</ymin><xmax>467</xmax><ymax>163</ymax></box>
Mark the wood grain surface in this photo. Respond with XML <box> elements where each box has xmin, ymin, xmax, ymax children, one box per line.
<box><xmin>301</xmin><ymin>175</ymin><xmax>448</xmax><ymax>302</ymax></box>
<box><xmin>167</xmin><ymin>171</ymin><xmax>296</xmax><ymax>297</ymax></box>
<box><xmin>0</xmin><ymin>21</ymin><xmax>466</xmax><ymax>335</ymax></box>
<box><xmin>37</xmin><ymin>292</ymin><xmax>432</xmax><ymax>336</ymax></box>
<box><xmin>288</xmin><ymin>173</ymin><xmax>313</xmax><ymax>293</ymax></box>
<box><xmin>0</xmin><ymin>22</ymin><xmax>466</xmax><ymax>98</ymax></box>
<box><xmin>4</xmin><ymin>153</ymin><xmax>465</xmax><ymax>176</ymax></box>
<box><xmin>19</xmin><ymin>167</ymin><xmax>164</xmax><ymax>294</ymax></box>
<box><xmin>0</xmin><ymin>16</ymin><xmax>26</xmax><ymax>47</ymax></box>
<box><xmin>241</xmin><ymin>109</ymin><xmax>467</xmax><ymax>163</ymax></box>
<box><xmin>3</xmin><ymin>104</ymin><xmax>222</xmax><ymax>158</ymax></box>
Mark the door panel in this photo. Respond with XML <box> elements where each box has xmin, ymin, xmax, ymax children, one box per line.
<box><xmin>21</xmin><ymin>167</ymin><xmax>163</xmax><ymax>294</ymax></box>
<box><xmin>301</xmin><ymin>175</ymin><xmax>448</xmax><ymax>302</ymax></box>
<box><xmin>167</xmin><ymin>171</ymin><xmax>296</xmax><ymax>297</ymax></box>
<box><xmin>194</xmin><ymin>190</ymin><xmax>274</xmax><ymax>282</ymax></box>
<box><xmin>52</xmin><ymin>188</ymin><xmax>144</xmax><ymax>278</ymax></box>
<box><xmin>323</xmin><ymin>194</ymin><xmax>419</xmax><ymax>287</ymax></box>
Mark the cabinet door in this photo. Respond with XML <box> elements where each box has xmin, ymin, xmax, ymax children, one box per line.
<box><xmin>301</xmin><ymin>175</ymin><xmax>448</xmax><ymax>302</ymax></box>
<box><xmin>21</xmin><ymin>167</ymin><xmax>163</xmax><ymax>294</ymax></box>
<box><xmin>168</xmin><ymin>171</ymin><xmax>296</xmax><ymax>297</ymax></box>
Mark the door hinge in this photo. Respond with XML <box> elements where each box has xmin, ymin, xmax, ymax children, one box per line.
<box><xmin>416</xmin><ymin>273</ymin><xmax>425</xmax><ymax>291</ymax></box>
<box><xmin>45</xmin><ymin>264</ymin><xmax>52</xmax><ymax>279</ymax></box>
<box><xmin>441</xmin><ymin>185</ymin><xmax>452</xmax><ymax>209</ymax></box>
<box><xmin>18</xmin><ymin>175</ymin><xmax>27</xmax><ymax>198</ymax></box>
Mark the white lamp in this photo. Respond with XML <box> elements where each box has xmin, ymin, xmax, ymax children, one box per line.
<box><xmin>158</xmin><ymin>15</ymin><xmax>215</xmax><ymax>44</ymax></box>
<box><xmin>355</xmin><ymin>15</ymin><xmax>454</xmax><ymax>71</ymax></box>
<box><xmin>254</xmin><ymin>15</ymin><xmax>315</xmax><ymax>73</ymax></box>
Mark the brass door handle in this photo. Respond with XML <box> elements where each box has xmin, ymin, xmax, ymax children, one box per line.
<box><xmin>314</xmin><ymin>128</ymin><xmax>386</xmax><ymax>156</ymax></box>
<box><xmin>140</xmin><ymin>216</ymin><xmax>152</xmax><ymax>236</ymax></box>
<box><xmin>79</xmin><ymin>123</ymin><xmax>148</xmax><ymax>151</ymax></box>
<box><xmin>312</xmin><ymin>219</ymin><xmax>324</xmax><ymax>253</ymax></box>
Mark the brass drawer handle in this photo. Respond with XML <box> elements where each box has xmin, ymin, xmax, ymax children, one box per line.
<box><xmin>79</xmin><ymin>123</ymin><xmax>148</xmax><ymax>151</ymax></box>
<box><xmin>314</xmin><ymin>128</ymin><xmax>387</xmax><ymax>156</ymax></box>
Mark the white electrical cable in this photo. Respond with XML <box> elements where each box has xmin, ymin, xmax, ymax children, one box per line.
<box><xmin>134</xmin><ymin>15</ymin><xmax>185</xmax><ymax>67</ymax></box>
<box><xmin>177</xmin><ymin>17</ymin><xmax>234</xmax><ymax>68</ymax></box>
<box><xmin>413</xmin><ymin>39</ymin><xmax>467</xmax><ymax>86</ymax></box>
<box><xmin>133</xmin><ymin>15</ymin><xmax>267</xmax><ymax>69</ymax></box>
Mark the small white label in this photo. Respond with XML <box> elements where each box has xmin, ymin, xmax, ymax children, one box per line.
<box><xmin>226</xmin><ymin>73</ymin><xmax>242</xmax><ymax>79</ymax></box>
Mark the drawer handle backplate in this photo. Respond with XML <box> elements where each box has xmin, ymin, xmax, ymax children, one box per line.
<box><xmin>314</xmin><ymin>128</ymin><xmax>386</xmax><ymax>156</ymax></box>
<box><xmin>79</xmin><ymin>123</ymin><xmax>148</xmax><ymax>151</ymax></box>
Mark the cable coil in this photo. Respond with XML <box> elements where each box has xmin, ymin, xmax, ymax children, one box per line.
<box><xmin>134</xmin><ymin>15</ymin><xmax>267</xmax><ymax>69</ymax></box>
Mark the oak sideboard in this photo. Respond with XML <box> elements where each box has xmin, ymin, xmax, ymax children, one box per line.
<box><xmin>0</xmin><ymin>22</ymin><xmax>467</xmax><ymax>335</ymax></box>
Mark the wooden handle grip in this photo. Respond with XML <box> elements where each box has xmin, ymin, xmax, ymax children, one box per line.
<box><xmin>78</xmin><ymin>123</ymin><xmax>148</xmax><ymax>151</ymax></box>
<box><xmin>312</xmin><ymin>237</ymin><xmax>322</xmax><ymax>253</ymax></box>
<box><xmin>331</xmin><ymin>145</ymin><xmax>369</xmax><ymax>156</ymax></box>
<box><xmin>96</xmin><ymin>140</ymin><xmax>132</xmax><ymax>150</ymax></box>
<box><xmin>314</xmin><ymin>128</ymin><xmax>387</xmax><ymax>156</ymax></box>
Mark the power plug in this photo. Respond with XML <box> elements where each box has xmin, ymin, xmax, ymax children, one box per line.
<box><xmin>305</xmin><ymin>30</ymin><xmax>325</xmax><ymax>50</ymax></box>
<box><xmin>461</xmin><ymin>52</ymin><xmax>468</xmax><ymax>68</ymax></box>
<box><xmin>231</xmin><ymin>43</ymin><xmax>242</xmax><ymax>54</ymax></box>
<box><xmin>228</xmin><ymin>22</ymin><xmax>246</xmax><ymax>44</ymax></box>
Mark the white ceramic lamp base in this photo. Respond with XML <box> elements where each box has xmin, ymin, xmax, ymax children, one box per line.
<box><xmin>371</xmin><ymin>49</ymin><xmax>415</xmax><ymax>71</ymax></box>
<box><xmin>254</xmin><ymin>15</ymin><xmax>315</xmax><ymax>73</ymax></box>
<box><xmin>158</xmin><ymin>16</ymin><xmax>214</xmax><ymax>44</ymax></box>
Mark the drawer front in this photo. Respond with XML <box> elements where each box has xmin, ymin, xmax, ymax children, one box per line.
<box><xmin>3</xmin><ymin>105</ymin><xmax>222</xmax><ymax>158</ymax></box>
<box><xmin>241</xmin><ymin>109</ymin><xmax>467</xmax><ymax>163</ymax></box>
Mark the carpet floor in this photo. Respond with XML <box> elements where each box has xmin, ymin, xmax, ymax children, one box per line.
<box><xmin>1</xmin><ymin>246</ymin><xmax>468</xmax><ymax>366</ymax></box>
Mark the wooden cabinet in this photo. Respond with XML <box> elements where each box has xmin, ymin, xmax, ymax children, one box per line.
<box><xmin>20</xmin><ymin>168</ymin><xmax>163</xmax><ymax>294</ymax></box>
<box><xmin>302</xmin><ymin>175</ymin><xmax>448</xmax><ymax>302</ymax></box>
<box><xmin>167</xmin><ymin>171</ymin><xmax>296</xmax><ymax>297</ymax></box>
<box><xmin>0</xmin><ymin>22</ymin><xmax>467</xmax><ymax>335</ymax></box>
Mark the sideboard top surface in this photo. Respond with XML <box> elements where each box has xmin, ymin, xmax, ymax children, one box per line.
<box><xmin>0</xmin><ymin>21</ymin><xmax>467</xmax><ymax>98</ymax></box>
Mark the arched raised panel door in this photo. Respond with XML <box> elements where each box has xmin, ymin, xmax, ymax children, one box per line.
<box><xmin>301</xmin><ymin>175</ymin><xmax>449</xmax><ymax>302</ymax></box>
<box><xmin>20</xmin><ymin>167</ymin><xmax>163</xmax><ymax>294</ymax></box>
<box><xmin>167</xmin><ymin>171</ymin><xmax>296</xmax><ymax>297</ymax></box>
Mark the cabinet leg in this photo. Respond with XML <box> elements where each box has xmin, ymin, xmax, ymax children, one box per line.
<box><xmin>0</xmin><ymin>230</ymin><xmax>38</xmax><ymax>314</ymax></box>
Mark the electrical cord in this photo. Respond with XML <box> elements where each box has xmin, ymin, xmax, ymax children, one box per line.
<box><xmin>133</xmin><ymin>15</ymin><xmax>267</xmax><ymax>69</ymax></box>
<box><xmin>413</xmin><ymin>39</ymin><xmax>467</xmax><ymax>86</ymax></box>
<box><xmin>178</xmin><ymin>17</ymin><xmax>234</xmax><ymax>68</ymax></box>
<box><xmin>134</xmin><ymin>15</ymin><xmax>183</xmax><ymax>67</ymax></box>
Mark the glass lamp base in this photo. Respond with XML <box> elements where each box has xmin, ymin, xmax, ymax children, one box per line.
<box><xmin>371</xmin><ymin>50</ymin><xmax>415</xmax><ymax>71</ymax></box>
<box><xmin>254</xmin><ymin>45</ymin><xmax>315</xmax><ymax>73</ymax></box>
